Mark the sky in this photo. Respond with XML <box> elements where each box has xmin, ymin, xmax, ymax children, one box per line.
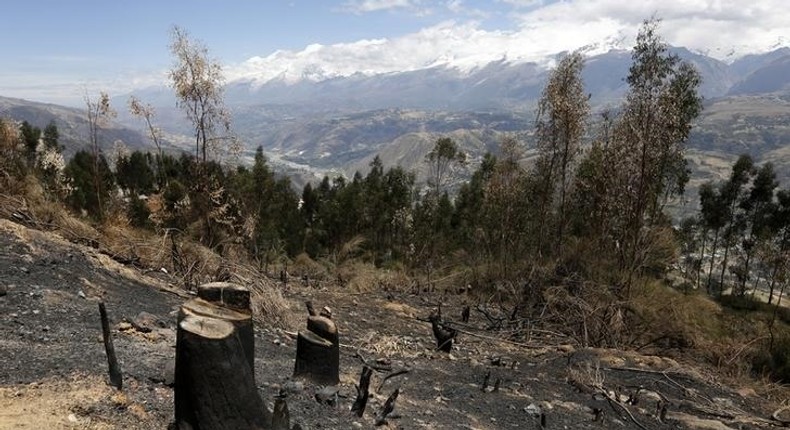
<box><xmin>1</xmin><ymin>0</ymin><xmax>788</xmax><ymax>106</ymax></box>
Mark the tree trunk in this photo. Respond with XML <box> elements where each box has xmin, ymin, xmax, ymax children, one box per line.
<box><xmin>719</xmin><ymin>238</ymin><xmax>731</xmax><ymax>296</ymax></box>
<box><xmin>175</xmin><ymin>314</ymin><xmax>269</xmax><ymax>430</ymax></box>
<box><xmin>705</xmin><ymin>229</ymin><xmax>719</xmax><ymax>294</ymax></box>
<box><xmin>696</xmin><ymin>229</ymin><xmax>708</xmax><ymax>289</ymax></box>
<box><xmin>293</xmin><ymin>314</ymin><xmax>340</xmax><ymax>385</ymax></box>
<box><xmin>179</xmin><ymin>297</ymin><xmax>254</xmax><ymax>377</ymax></box>
<box><xmin>175</xmin><ymin>282</ymin><xmax>269</xmax><ymax>430</ymax></box>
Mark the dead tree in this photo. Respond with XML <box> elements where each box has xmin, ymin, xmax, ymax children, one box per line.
<box><xmin>294</xmin><ymin>302</ymin><xmax>340</xmax><ymax>385</ymax></box>
<box><xmin>351</xmin><ymin>366</ymin><xmax>373</xmax><ymax>417</ymax></box>
<box><xmin>175</xmin><ymin>282</ymin><xmax>270</xmax><ymax>429</ymax></box>
<box><xmin>429</xmin><ymin>309</ymin><xmax>456</xmax><ymax>352</ymax></box>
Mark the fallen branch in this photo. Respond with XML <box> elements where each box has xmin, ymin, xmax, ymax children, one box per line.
<box><xmin>604</xmin><ymin>392</ymin><xmax>648</xmax><ymax>430</ymax></box>
<box><xmin>354</xmin><ymin>349</ymin><xmax>393</xmax><ymax>372</ymax></box>
<box><xmin>376</xmin><ymin>368</ymin><xmax>410</xmax><ymax>393</ymax></box>
<box><xmin>772</xmin><ymin>405</ymin><xmax>790</xmax><ymax>426</ymax></box>
<box><xmin>426</xmin><ymin>319</ymin><xmax>556</xmax><ymax>350</ymax></box>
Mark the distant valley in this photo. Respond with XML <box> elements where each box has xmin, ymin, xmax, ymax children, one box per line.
<box><xmin>2</xmin><ymin>45</ymin><xmax>790</xmax><ymax>198</ymax></box>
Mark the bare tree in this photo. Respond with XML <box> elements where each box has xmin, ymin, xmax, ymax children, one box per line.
<box><xmin>168</xmin><ymin>25</ymin><xmax>232</xmax><ymax>164</ymax></box>
<box><xmin>84</xmin><ymin>90</ymin><xmax>116</xmax><ymax>218</ymax></box>
<box><xmin>128</xmin><ymin>96</ymin><xmax>165</xmax><ymax>186</ymax></box>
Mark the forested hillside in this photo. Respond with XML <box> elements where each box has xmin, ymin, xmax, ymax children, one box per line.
<box><xmin>1</xmin><ymin>20</ymin><xmax>789</xmax><ymax>393</ymax></box>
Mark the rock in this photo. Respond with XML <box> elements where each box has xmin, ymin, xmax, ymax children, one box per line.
<box><xmin>315</xmin><ymin>386</ymin><xmax>340</xmax><ymax>406</ymax></box>
<box><xmin>557</xmin><ymin>344</ymin><xmax>575</xmax><ymax>353</ymax></box>
<box><xmin>524</xmin><ymin>403</ymin><xmax>542</xmax><ymax>417</ymax></box>
<box><xmin>282</xmin><ymin>380</ymin><xmax>304</xmax><ymax>395</ymax></box>
<box><xmin>131</xmin><ymin>311</ymin><xmax>164</xmax><ymax>333</ymax></box>
<box><xmin>77</xmin><ymin>290</ymin><xmax>86</xmax><ymax>299</ymax></box>
<box><xmin>0</xmin><ymin>285</ymin><xmax>6</xmax><ymax>297</ymax></box>
<box><xmin>118</xmin><ymin>322</ymin><xmax>133</xmax><ymax>331</ymax></box>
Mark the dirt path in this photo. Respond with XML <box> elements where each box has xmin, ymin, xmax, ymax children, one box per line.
<box><xmin>0</xmin><ymin>219</ymin><xmax>785</xmax><ymax>429</ymax></box>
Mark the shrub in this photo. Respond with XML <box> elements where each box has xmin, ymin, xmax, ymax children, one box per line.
<box><xmin>753</xmin><ymin>335</ymin><xmax>790</xmax><ymax>383</ymax></box>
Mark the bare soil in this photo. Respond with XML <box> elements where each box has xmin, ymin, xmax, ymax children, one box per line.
<box><xmin>0</xmin><ymin>218</ymin><xmax>786</xmax><ymax>429</ymax></box>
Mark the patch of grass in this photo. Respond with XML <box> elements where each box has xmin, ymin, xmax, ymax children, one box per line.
<box><xmin>291</xmin><ymin>252</ymin><xmax>330</xmax><ymax>281</ymax></box>
<box><xmin>335</xmin><ymin>260</ymin><xmax>410</xmax><ymax>293</ymax></box>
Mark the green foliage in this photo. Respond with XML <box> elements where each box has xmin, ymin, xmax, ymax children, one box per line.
<box><xmin>116</xmin><ymin>151</ymin><xmax>156</xmax><ymax>195</ymax></box>
<box><xmin>64</xmin><ymin>150</ymin><xmax>115</xmax><ymax>219</ymax></box>
<box><xmin>127</xmin><ymin>194</ymin><xmax>152</xmax><ymax>228</ymax></box>
<box><xmin>42</xmin><ymin>121</ymin><xmax>60</xmax><ymax>151</ymax></box>
<box><xmin>19</xmin><ymin>121</ymin><xmax>41</xmax><ymax>163</ymax></box>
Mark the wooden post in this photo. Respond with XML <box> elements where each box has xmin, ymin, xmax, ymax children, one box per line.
<box><xmin>98</xmin><ymin>302</ymin><xmax>123</xmax><ymax>390</ymax></box>
<box><xmin>175</xmin><ymin>282</ymin><xmax>270</xmax><ymax>430</ymax></box>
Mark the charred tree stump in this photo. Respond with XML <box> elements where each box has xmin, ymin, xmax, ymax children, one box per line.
<box><xmin>293</xmin><ymin>304</ymin><xmax>340</xmax><ymax>385</ymax></box>
<box><xmin>98</xmin><ymin>302</ymin><xmax>123</xmax><ymax>390</ymax></box>
<box><xmin>461</xmin><ymin>305</ymin><xmax>470</xmax><ymax>323</ymax></box>
<box><xmin>429</xmin><ymin>309</ymin><xmax>456</xmax><ymax>352</ymax></box>
<box><xmin>375</xmin><ymin>388</ymin><xmax>400</xmax><ymax>426</ymax></box>
<box><xmin>181</xmin><ymin>283</ymin><xmax>255</xmax><ymax>378</ymax></box>
<box><xmin>271</xmin><ymin>395</ymin><xmax>290</xmax><ymax>430</ymax></box>
<box><xmin>175</xmin><ymin>282</ymin><xmax>269</xmax><ymax>430</ymax></box>
<box><xmin>175</xmin><ymin>314</ymin><xmax>269</xmax><ymax>430</ymax></box>
<box><xmin>351</xmin><ymin>366</ymin><xmax>373</xmax><ymax>417</ymax></box>
<box><xmin>197</xmin><ymin>282</ymin><xmax>251</xmax><ymax>310</ymax></box>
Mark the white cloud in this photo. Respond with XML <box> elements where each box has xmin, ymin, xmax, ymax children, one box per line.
<box><xmin>228</xmin><ymin>0</ymin><xmax>790</xmax><ymax>87</ymax></box>
<box><xmin>512</xmin><ymin>0</ymin><xmax>790</xmax><ymax>59</ymax></box>
<box><xmin>342</xmin><ymin>0</ymin><xmax>424</xmax><ymax>14</ymax></box>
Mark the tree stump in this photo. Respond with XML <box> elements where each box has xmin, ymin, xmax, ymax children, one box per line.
<box><xmin>429</xmin><ymin>310</ymin><xmax>456</xmax><ymax>352</ymax></box>
<box><xmin>293</xmin><ymin>309</ymin><xmax>340</xmax><ymax>385</ymax></box>
<box><xmin>175</xmin><ymin>282</ymin><xmax>269</xmax><ymax>430</ymax></box>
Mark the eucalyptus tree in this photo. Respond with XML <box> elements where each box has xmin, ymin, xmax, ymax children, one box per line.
<box><xmin>737</xmin><ymin>162</ymin><xmax>778</xmax><ymax>295</ymax></box>
<box><xmin>610</xmin><ymin>19</ymin><xmax>702</xmax><ymax>293</ymax></box>
<box><xmin>84</xmin><ymin>91</ymin><xmax>116</xmax><ymax>219</ymax></box>
<box><xmin>535</xmin><ymin>50</ymin><xmax>589</xmax><ymax>252</ymax></box>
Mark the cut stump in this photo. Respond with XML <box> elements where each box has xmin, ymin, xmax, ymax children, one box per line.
<box><xmin>293</xmin><ymin>310</ymin><xmax>340</xmax><ymax>385</ymax></box>
<box><xmin>175</xmin><ymin>282</ymin><xmax>269</xmax><ymax>430</ymax></box>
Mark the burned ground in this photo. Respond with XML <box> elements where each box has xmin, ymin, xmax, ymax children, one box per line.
<box><xmin>0</xmin><ymin>218</ymin><xmax>786</xmax><ymax>429</ymax></box>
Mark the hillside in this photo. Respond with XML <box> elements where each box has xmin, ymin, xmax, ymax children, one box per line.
<box><xmin>0</xmin><ymin>96</ymin><xmax>149</xmax><ymax>158</ymax></box>
<box><xmin>1</xmin><ymin>218</ymin><xmax>788</xmax><ymax>429</ymax></box>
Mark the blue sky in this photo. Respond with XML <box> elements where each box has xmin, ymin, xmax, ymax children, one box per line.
<box><xmin>2</xmin><ymin>0</ymin><xmax>788</xmax><ymax>105</ymax></box>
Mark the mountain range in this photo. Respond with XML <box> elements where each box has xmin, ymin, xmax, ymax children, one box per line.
<box><xmin>2</xmin><ymin>45</ymin><xmax>790</xmax><ymax>195</ymax></box>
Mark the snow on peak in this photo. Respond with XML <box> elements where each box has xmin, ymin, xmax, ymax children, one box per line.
<box><xmin>225</xmin><ymin>20</ymin><xmax>629</xmax><ymax>87</ymax></box>
<box><xmin>225</xmin><ymin>14</ymin><xmax>790</xmax><ymax>87</ymax></box>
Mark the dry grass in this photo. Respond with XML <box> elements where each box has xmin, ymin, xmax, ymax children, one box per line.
<box><xmin>290</xmin><ymin>252</ymin><xmax>330</xmax><ymax>281</ymax></box>
<box><xmin>221</xmin><ymin>261</ymin><xmax>299</xmax><ymax>330</ymax></box>
<box><xmin>567</xmin><ymin>360</ymin><xmax>605</xmax><ymax>390</ymax></box>
<box><xmin>335</xmin><ymin>260</ymin><xmax>411</xmax><ymax>293</ymax></box>
<box><xmin>358</xmin><ymin>331</ymin><xmax>421</xmax><ymax>359</ymax></box>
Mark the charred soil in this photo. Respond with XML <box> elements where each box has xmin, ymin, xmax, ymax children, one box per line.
<box><xmin>0</xmin><ymin>218</ymin><xmax>787</xmax><ymax>429</ymax></box>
